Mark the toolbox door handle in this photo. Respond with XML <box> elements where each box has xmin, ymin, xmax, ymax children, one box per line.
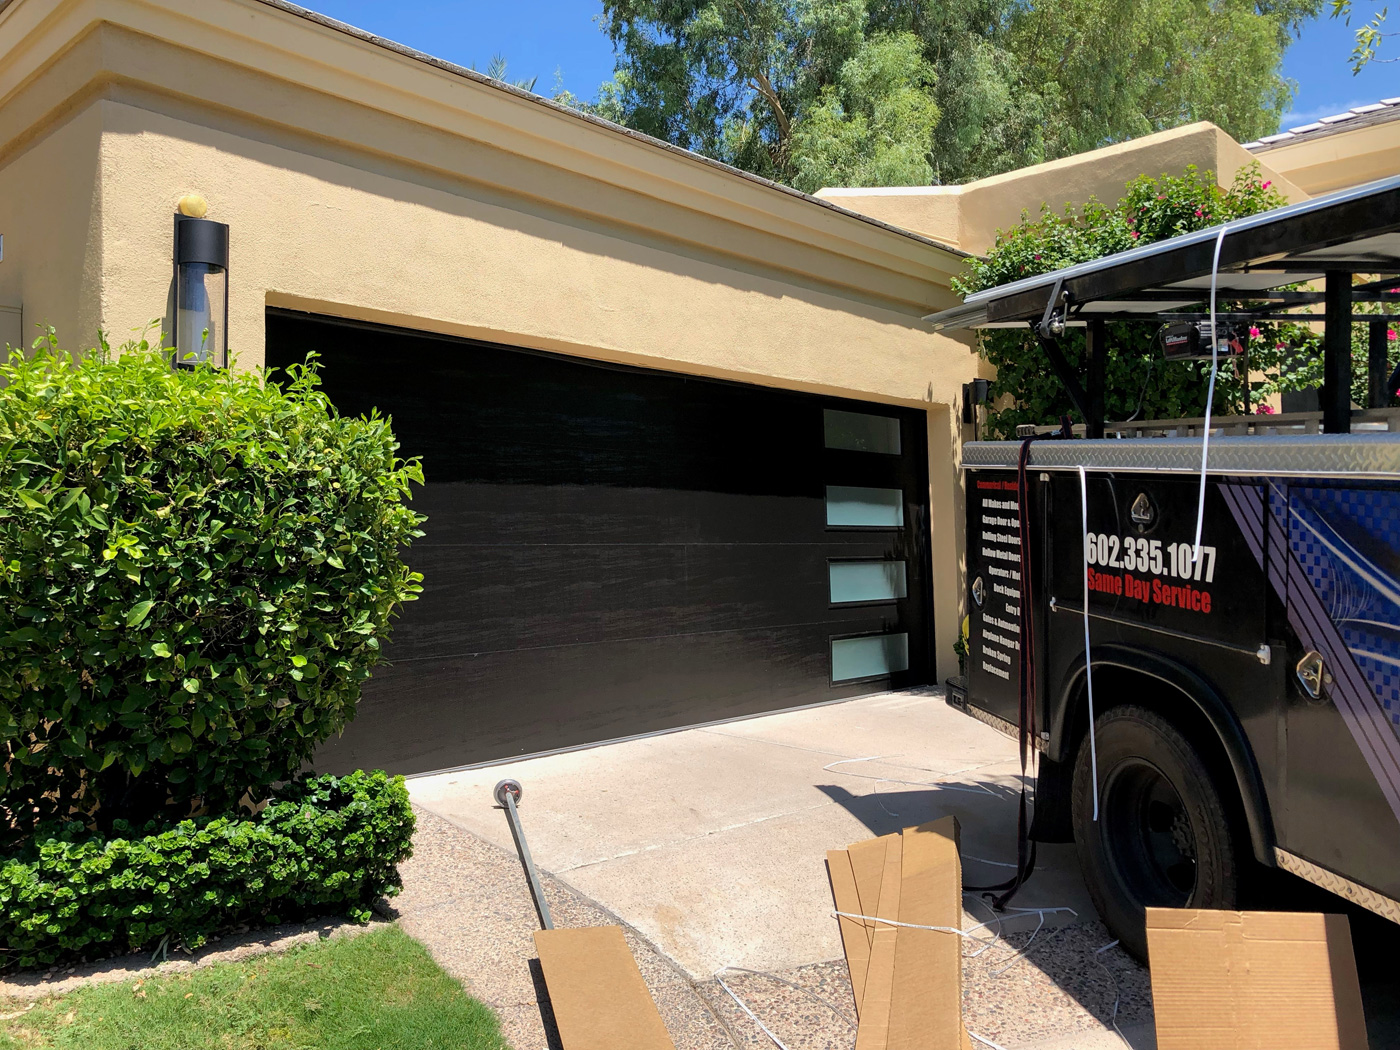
<box><xmin>1295</xmin><ymin>650</ymin><xmax>1330</xmax><ymax>701</ymax></box>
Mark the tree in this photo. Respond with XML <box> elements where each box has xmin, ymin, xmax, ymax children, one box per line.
<box><xmin>474</xmin><ymin>54</ymin><xmax>538</xmax><ymax>93</ymax></box>
<box><xmin>1330</xmin><ymin>0</ymin><xmax>1397</xmax><ymax>71</ymax></box>
<box><xmin>597</xmin><ymin>0</ymin><xmax>1320</xmax><ymax>189</ymax></box>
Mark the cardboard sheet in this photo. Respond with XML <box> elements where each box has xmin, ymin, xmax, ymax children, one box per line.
<box><xmin>533</xmin><ymin>925</ymin><xmax>677</xmax><ymax>1050</ymax></box>
<box><xmin>827</xmin><ymin>848</ymin><xmax>872</xmax><ymax>1010</ymax></box>
<box><xmin>852</xmin><ymin>833</ymin><xmax>903</xmax><ymax>1049</ymax></box>
<box><xmin>1146</xmin><ymin>908</ymin><xmax>1369</xmax><ymax>1050</ymax></box>
<box><xmin>887</xmin><ymin>817</ymin><xmax>964</xmax><ymax>1050</ymax></box>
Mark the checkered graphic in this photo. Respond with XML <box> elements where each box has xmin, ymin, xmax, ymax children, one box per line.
<box><xmin>1288</xmin><ymin>486</ymin><xmax>1400</xmax><ymax>734</ymax></box>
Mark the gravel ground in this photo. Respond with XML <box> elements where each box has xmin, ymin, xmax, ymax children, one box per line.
<box><xmin>395</xmin><ymin>805</ymin><xmax>1154</xmax><ymax>1050</ymax></box>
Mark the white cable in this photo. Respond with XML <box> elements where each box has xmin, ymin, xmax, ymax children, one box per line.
<box><xmin>832</xmin><ymin>907</ymin><xmax>1076</xmax><ymax>948</ymax></box>
<box><xmin>717</xmin><ymin>966</ymin><xmax>857</xmax><ymax>1028</ymax></box>
<box><xmin>714</xmin><ymin>969</ymin><xmax>792</xmax><ymax>1050</ymax></box>
<box><xmin>1193</xmin><ymin>222</ymin><xmax>1232</xmax><ymax>562</ymax></box>
<box><xmin>1093</xmin><ymin>940</ymin><xmax>1129</xmax><ymax>1046</ymax></box>
<box><xmin>990</xmin><ymin>911</ymin><xmax>1046</xmax><ymax>976</ymax></box>
<box><xmin>968</xmin><ymin>1031</ymin><xmax>1011</xmax><ymax>1050</ymax></box>
<box><xmin>1078</xmin><ymin>465</ymin><xmax>1099</xmax><ymax>821</ymax></box>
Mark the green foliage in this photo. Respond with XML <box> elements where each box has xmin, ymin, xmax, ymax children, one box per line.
<box><xmin>596</xmin><ymin>0</ymin><xmax>1319</xmax><ymax>190</ymax></box>
<box><xmin>0</xmin><ymin>332</ymin><xmax>424</xmax><ymax>841</ymax></box>
<box><xmin>1330</xmin><ymin>0</ymin><xmax>1397</xmax><ymax>71</ymax></box>
<box><xmin>791</xmin><ymin>33</ymin><xmax>940</xmax><ymax>193</ymax></box>
<box><xmin>0</xmin><ymin>771</ymin><xmax>415</xmax><ymax>971</ymax></box>
<box><xmin>953</xmin><ymin>166</ymin><xmax>1325</xmax><ymax>437</ymax></box>
<box><xmin>0</xmin><ymin>924</ymin><xmax>506</xmax><ymax>1050</ymax></box>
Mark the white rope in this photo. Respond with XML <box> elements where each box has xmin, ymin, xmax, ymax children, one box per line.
<box><xmin>1078</xmin><ymin>465</ymin><xmax>1099</xmax><ymax>821</ymax></box>
<box><xmin>1193</xmin><ymin>222</ymin><xmax>1232</xmax><ymax>562</ymax></box>
<box><xmin>831</xmin><ymin>906</ymin><xmax>1077</xmax><ymax>959</ymax></box>
<box><xmin>717</xmin><ymin>966</ymin><xmax>856</xmax><ymax>1029</ymax></box>
<box><xmin>714</xmin><ymin>969</ymin><xmax>792</xmax><ymax>1050</ymax></box>
<box><xmin>968</xmin><ymin>1031</ymin><xmax>1012</xmax><ymax>1050</ymax></box>
<box><xmin>1093</xmin><ymin>940</ymin><xmax>1130</xmax><ymax>1046</ymax></box>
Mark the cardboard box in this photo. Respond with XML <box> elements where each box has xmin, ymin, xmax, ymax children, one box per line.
<box><xmin>1146</xmin><ymin>908</ymin><xmax>1369</xmax><ymax>1050</ymax></box>
<box><xmin>533</xmin><ymin>925</ymin><xmax>677</xmax><ymax>1050</ymax></box>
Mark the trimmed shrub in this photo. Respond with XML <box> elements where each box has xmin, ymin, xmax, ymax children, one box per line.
<box><xmin>0</xmin><ymin>770</ymin><xmax>414</xmax><ymax>971</ymax></box>
<box><xmin>0</xmin><ymin>332</ymin><xmax>424</xmax><ymax>840</ymax></box>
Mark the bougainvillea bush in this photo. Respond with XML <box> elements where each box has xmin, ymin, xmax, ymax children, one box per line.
<box><xmin>0</xmin><ymin>770</ymin><xmax>414</xmax><ymax>970</ymax></box>
<box><xmin>0</xmin><ymin>332</ymin><xmax>424</xmax><ymax>844</ymax></box>
<box><xmin>953</xmin><ymin>165</ymin><xmax>1339</xmax><ymax>437</ymax></box>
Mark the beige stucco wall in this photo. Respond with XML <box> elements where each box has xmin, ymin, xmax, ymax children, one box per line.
<box><xmin>94</xmin><ymin>99</ymin><xmax>967</xmax><ymax>401</ymax></box>
<box><xmin>819</xmin><ymin>122</ymin><xmax>1307</xmax><ymax>255</ymax></box>
<box><xmin>0</xmin><ymin>103</ymin><xmax>105</xmax><ymax>352</ymax></box>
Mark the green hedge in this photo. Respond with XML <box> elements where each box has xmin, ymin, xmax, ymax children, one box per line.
<box><xmin>0</xmin><ymin>771</ymin><xmax>414</xmax><ymax>971</ymax></box>
<box><xmin>0</xmin><ymin>332</ymin><xmax>424</xmax><ymax>839</ymax></box>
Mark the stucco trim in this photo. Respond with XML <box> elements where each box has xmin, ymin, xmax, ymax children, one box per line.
<box><xmin>246</xmin><ymin>0</ymin><xmax>969</xmax><ymax>260</ymax></box>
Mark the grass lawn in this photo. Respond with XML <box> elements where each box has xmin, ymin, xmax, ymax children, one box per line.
<box><xmin>0</xmin><ymin>925</ymin><xmax>507</xmax><ymax>1050</ymax></box>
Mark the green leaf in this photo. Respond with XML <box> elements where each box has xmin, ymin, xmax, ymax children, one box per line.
<box><xmin>126</xmin><ymin>600</ymin><xmax>155</xmax><ymax>627</ymax></box>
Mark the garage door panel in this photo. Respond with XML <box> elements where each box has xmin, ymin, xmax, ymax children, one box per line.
<box><xmin>316</xmin><ymin>620</ymin><xmax>895</xmax><ymax>774</ymax></box>
<box><xmin>267</xmin><ymin>310</ymin><xmax>933</xmax><ymax>773</ymax></box>
<box><xmin>407</xmin><ymin>484</ymin><xmax>842</xmax><ymax>547</ymax></box>
<box><xmin>387</xmin><ymin>540</ymin><xmax>900</xmax><ymax>660</ymax></box>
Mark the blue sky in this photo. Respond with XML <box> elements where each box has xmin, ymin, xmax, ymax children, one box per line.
<box><xmin>310</xmin><ymin>1</ymin><xmax>1394</xmax><ymax>133</ymax></box>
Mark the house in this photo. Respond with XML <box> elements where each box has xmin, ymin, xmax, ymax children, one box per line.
<box><xmin>0</xmin><ymin>0</ymin><xmax>1391</xmax><ymax>774</ymax></box>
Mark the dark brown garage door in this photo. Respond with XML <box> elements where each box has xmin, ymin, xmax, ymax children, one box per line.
<box><xmin>266</xmin><ymin>309</ymin><xmax>932</xmax><ymax>774</ymax></box>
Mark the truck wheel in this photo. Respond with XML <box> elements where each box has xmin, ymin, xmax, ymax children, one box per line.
<box><xmin>1072</xmin><ymin>705</ymin><xmax>1239</xmax><ymax>960</ymax></box>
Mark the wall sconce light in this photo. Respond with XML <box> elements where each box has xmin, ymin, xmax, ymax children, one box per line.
<box><xmin>173</xmin><ymin>201</ymin><xmax>229</xmax><ymax>368</ymax></box>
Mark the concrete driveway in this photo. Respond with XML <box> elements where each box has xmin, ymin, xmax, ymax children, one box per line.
<box><xmin>409</xmin><ymin>688</ymin><xmax>1157</xmax><ymax>1048</ymax></box>
<box><xmin>411</xmin><ymin>689</ymin><xmax>1096</xmax><ymax>975</ymax></box>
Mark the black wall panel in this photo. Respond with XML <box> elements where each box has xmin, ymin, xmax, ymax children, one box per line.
<box><xmin>265</xmin><ymin>310</ymin><xmax>932</xmax><ymax>773</ymax></box>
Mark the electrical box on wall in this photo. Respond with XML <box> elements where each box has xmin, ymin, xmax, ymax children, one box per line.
<box><xmin>0</xmin><ymin>305</ymin><xmax>20</xmax><ymax>353</ymax></box>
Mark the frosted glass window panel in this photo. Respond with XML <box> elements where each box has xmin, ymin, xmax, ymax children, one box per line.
<box><xmin>824</xmin><ymin>409</ymin><xmax>901</xmax><ymax>454</ymax></box>
<box><xmin>829</xmin><ymin>560</ymin><xmax>907</xmax><ymax>603</ymax></box>
<box><xmin>825</xmin><ymin>486</ymin><xmax>904</xmax><ymax>527</ymax></box>
<box><xmin>832</xmin><ymin>633</ymin><xmax>910</xmax><ymax>682</ymax></box>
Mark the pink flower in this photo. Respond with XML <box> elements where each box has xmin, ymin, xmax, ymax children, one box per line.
<box><xmin>1276</xmin><ymin>342</ymin><xmax>1286</xmax><ymax>350</ymax></box>
<box><xmin>1033</xmin><ymin>254</ymin><xmax>1041</xmax><ymax>261</ymax></box>
<box><xmin>1390</xmin><ymin>329</ymin><xmax>1397</xmax><ymax>341</ymax></box>
<box><xmin>1249</xmin><ymin>326</ymin><xmax>1261</xmax><ymax>338</ymax></box>
<box><xmin>1256</xmin><ymin>403</ymin><xmax>1275</xmax><ymax>415</ymax></box>
<box><xmin>1262</xmin><ymin>181</ymin><xmax>1271</xmax><ymax>189</ymax></box>
<box><xmin>1194</xmin><ymin>209</ymin><xmax>1204</xmax><ymax>217</ymax></box>
<box><xmin>1130</xmin><ymin>231</ymin><xmax>1140</xmax><ymax>239</ymax></box>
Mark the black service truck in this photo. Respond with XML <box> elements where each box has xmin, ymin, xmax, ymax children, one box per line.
<box><xmin>927</xmin><ymin>175</ymin><xmax>1400</xmax><ymax>959</ymax></box>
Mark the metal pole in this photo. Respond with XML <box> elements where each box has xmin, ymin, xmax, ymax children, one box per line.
<box><xmin>1369</xmin><ymin>318</ymin><xmax>1390</xmax><ymax>409</ymax></box>
<box><xmin>1085</xmin><ymin>319</ymin><xmax>1106</xmax><ymax>439</ymax></box>
<box><xmin>1323</xmin><ymin>272</ymin><xmax>1352</xmax><ymax>433</ymax></box>
<box><xmin>496</xmin><ymin>780</ymin><xmax>554</xmax><ymax>930</ymax></box>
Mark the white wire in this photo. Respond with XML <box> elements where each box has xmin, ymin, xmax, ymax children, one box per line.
<box><xmin>1078</xmin><ymin>466</ymin><xmax>1099</xmax><ymax>822</ymax></box>
<box><xmin>1093</xmin><ymin>939</ymin><xmax>1129</xmax><ymax>1046</ymax></box>
<box><xmin>714</xmin><ymin>969</ymin><xmax>793</xmax><ymax>1050</ymax></box>
<box><xmin>968</xmin><ymin>1031</ymin><xmax>1012</xmax><ymax>1050</ymax></box>
<box><xmin>1193</xmin><ymin>222</ymin><xmax>1232</xmax><ymax>562</ymax></box>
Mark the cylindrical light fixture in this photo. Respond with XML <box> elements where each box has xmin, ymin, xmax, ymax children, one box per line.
<box><xmin>173</xmin><ymin>212</ymin><xmax>229</xmax><ymax>368</ymax></box>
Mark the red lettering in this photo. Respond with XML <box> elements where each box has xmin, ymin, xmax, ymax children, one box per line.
<box><xmin>1202</xmin><ymin>591</ymin><xmax>1211</xmax><ymax>613</ymax></box>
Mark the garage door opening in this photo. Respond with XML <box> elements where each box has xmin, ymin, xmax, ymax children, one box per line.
<box><xmin>266</xmin><ymin>309</ymin><xmax>933</xmax><ymax>774</ymax></box>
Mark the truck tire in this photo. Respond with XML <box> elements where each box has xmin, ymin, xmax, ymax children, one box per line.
<box><xmin>1072</xmin><ymin>705</ymin><xmax>1239</xmax><ymax>960</ymax></box>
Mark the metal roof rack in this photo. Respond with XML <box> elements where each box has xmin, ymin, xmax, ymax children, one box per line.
<box><xmin>925</xmin><ymin>174</ymin><xmax>1400</xmax><ymax>436</ymax></box>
